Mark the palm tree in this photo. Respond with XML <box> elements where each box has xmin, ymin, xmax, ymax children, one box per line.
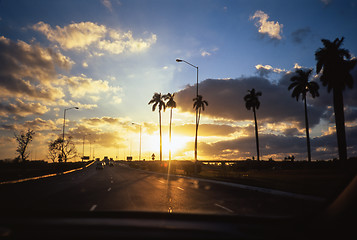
<box><xmin>288</xmin><ymin>68</ymin><xmax>319</xmax><ymax>162</ymax></box>
<box><xmin>193</xmin><ymin>95</ymin><xmax>208</xmax><ymax>168</ymax></box>
<box><xmin>148</xmin><ymin>93</ymin><xmax>166</xmax><ymax>162</ymax></box>
<box><xmin>244</xmin><ymin>88</ymin><xmax>262</xmax><ymax>161</ymax></box>
<box><xmin>315</xmin><ymin>37</ymin><xmax>356</xmax><ymax>162</ymax></box>
<box><xmin>163</xmin><ymin>93</ymin><xmax>176</xmax><ymax>162</ymax></box>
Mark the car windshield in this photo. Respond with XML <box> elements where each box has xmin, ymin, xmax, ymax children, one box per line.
<box><xmin>0</xmin><ymin>0</ymin><xmax>356</xmax><ymax>217</ymax></box>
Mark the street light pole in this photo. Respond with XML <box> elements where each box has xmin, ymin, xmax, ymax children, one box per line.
<box><xmin>62</xmin><ymin>107</ymin><xmax>79</xmax><ymax>162</ymax></box>
<box><xmin>176</xmin><ymin>58</ymin><xmax>199</xmax><ymax>175</ymax></box>
<box><xmin>82</xmin><ymin>135</ymin><xmax>85</xmax><ymax>162</ymax></box>
<box><xmin>176</xmin><ymin>59</ymin><xmax>198</xmax><ymax>97</ymax></box>
<box><xmin>88</xmin><ymin>134</ymin><xmax>92</xmax><ymax>160</ymax></box>
<box><xmin>132</xmin><ymin>122</ymin><xmax>142</xmax><ymax>161</ymax></box>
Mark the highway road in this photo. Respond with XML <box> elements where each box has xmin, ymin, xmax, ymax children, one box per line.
<box><xmin>0</xmin><ymin>162</ymin><xmax>323</xmax><ymax>216</ymax></box>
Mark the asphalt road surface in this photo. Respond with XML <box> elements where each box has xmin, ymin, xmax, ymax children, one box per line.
<box><xmin>0</xmin><ymin>162</ymin><xmax>324</xmax><ymax>216</ymax></box>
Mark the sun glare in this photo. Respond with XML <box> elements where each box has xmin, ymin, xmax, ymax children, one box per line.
<box><xmin>142</xmin><ymin>133</ymin><xmax>190</xmax><ymax>160</ymax></box>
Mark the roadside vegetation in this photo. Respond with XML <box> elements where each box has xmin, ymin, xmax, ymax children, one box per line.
<box><xmin>0</xmin><ymin>160</ymin><xmax>93</xmax><ymax>182</ymax></box>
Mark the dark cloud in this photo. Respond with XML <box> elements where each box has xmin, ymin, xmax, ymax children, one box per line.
<box><xmin>0</xmin><ymin>118</ymin><xmax>57</xmax><ymax>131</ymax></box>
<box><xmin>345</xmin><ymin>106</ymin><xmax>357</xmax><ymax>123</ymax></box>
<box><xmin>176</xmin><ymin>76</ymin><xmax>324</xmax><ymax>129</ymax></box>
<box><xmin>67</xmin><ymin>125</ymin><xmax>126</xmax><ymax>148</ymax></box>
<box><xmin>0</xmin><ymin>36</ymin><xmax>72</xmax><ymax>100</ymax></box>
<box><xmin>291</xmin><ymin>27</ymin><xmax>311</xmax><ymax>44</ymax></box>
<box><xmin>283</xmin><ymin>127</ymin><xmax>303</xmax><ymax>137</ymax></box>
<box><xmin>312</xmin><ymin>65</ymin><xmax>357</xmax><ymax>123</ymax></box>
<box><xmin>0</xmin><ymin>99</ymin><xmax>49</xmax><ymax>117</ymax></box>
<box><xmin>175</xmin><ymin>71</ymin><xmax>357</xmax><ymax>160</ymax></box>
<box><xmin>179</xmin><ymin>125</ymin><xmax>357</xmax><ymax>161</ymax></box>
<box><xmin>173</xmin><ymin>124</ymin><xmax>237</xmax><ymax>137</ymax></box>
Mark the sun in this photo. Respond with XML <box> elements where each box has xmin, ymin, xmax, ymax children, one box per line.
<box><xmin>168</xmin><ymin>135</ymin><xmax>191</xmax><ymax>155</ymax></box>
<box><xmin>142</xmin><ymin>133</ymin><xmax>191</xmax><ymax>159</ymax></box>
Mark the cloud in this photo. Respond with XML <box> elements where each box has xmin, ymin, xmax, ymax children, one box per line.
<box><xmin>173</xmin><ymin>124</ymin><xmax>238</xmax><ymax>137</ymax></box>
<box><xmin>175</xmin><ymin>76</ymin><xmax>324</xmax><ymax>129</ymax></box>
<box><xmin>0</xmin><ymin>36</ymin><xmax>72</xmax><ymax>101</ymax></box>
<box><xmin>321</xmin><ymin>0</ymin><xmax>332</xmax><ymax>5</ymax></box>
<box><xmin>200</xmin><ymin>48</ymin><xmax>218</xmax><ymax>57</ymax></box>
<box><xmin>291</xmin><ymin>27</ymin><xmax>311</xmax><ymax>44</ymax></box>
<box><xmin>33</xmin><ymin>21</ymin><xmax>157</xmax><ymax>54</ymax></box>
<box><xmin>33</xmin><ymin>21</ymin><xmax>107</xmax><ymax>50</ymax></box>
<box><xmin>309</xmin><ymin>65</ymin><xmax>357</xmax><ymax>114</ymax></box>
<box><xmin>113</xmin><ymin>96</ymin><xmax>122</xmax><ymax>104</ymax></box>
<box><xmin>283</xmin><ymin>127</ymin><xmax>303</xmax><ymax>137</ymax></box>
<box><xmin>180</xmin><ymin>125</ymin><xmax>357</xmax><ymax>160</ymax></box>
<box><xmin>1</xmin><ymin>118</ymin><xmax>58</xmax><ymax>131</ymax></box>
<box><xmin>67</xmin><ymin>125</ymin><xmax>126</xmax><ymax>148</ymax></box>
<box><xmin>201</xmin><ymin>51</ymin><xmax>211</xmax><ymax>57</ymax></box>
<box><xmin>0</xmin><ymin>99</ymin><xmax>49</xmax><ymax>117</ymax></box>
<box><xmin>82</xmin><ymin>116</ymin><xmax>129</xmax><ymax>126</ymax></box>
<box><xmin>255</xmin><ymin>64</ymin><xmax>286</xmax><ymax>77</ymax></box>
<box><xmin>57</xmin><ymin>74</ymin><xmax>121</xmax><ymax>98</ymax></box>
<box><xmin>67</xmin><ymin>101</ymin><xmax>97</xmax><ymax>110</ymax></box>
<box><xmin>249</xmin><ymin>10</ymin><xmax>283</xmax><ymax>40</ymax></box>
<box><xmin>101</xmin><ymin>0</ymin><xmax>113</xmax><ymax>12</ymax></box>
<box><xmin>99</xmin><ymin>30</ymin><xmax>157</xmax><ymax>53</ymax></box>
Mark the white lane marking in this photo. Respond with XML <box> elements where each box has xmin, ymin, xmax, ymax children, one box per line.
<box><xmin>90</xmin><ymin>204</ymin><xmax>97</xmax><ymax>211</ymax></box>
<box><xmin>214</xmin><ymin>203</ymin><xmax>234</xmax><ymax>213</ymax></box>
<box><xmin>111</xmin><ymin>180</ymin><xmax>114</xmax><ymax>184</ymax></box>
<box><xmin>107</xmin><ymin>187</ymin><xmax>112</xmax><ymax>192</ymax></box>
<box><xmin>176</xmin><ymin>187</ymin><xmax>184</xmax><ymax>191</ymax></box>
<box><xmin>158</xmin><ymin>180</ymin><xmax>165</xmax><ymax>184</ymax></box>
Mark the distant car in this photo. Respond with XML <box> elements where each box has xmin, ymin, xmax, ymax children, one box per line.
<box><xmin>109</xmin><ymin>160</ymin><xmax>114</xmax><ymax>167</ymax></box>
<box><xmin>96</xmin><ymin>162</ymin><xmax>104</xmax><ymax>170</ymax></box>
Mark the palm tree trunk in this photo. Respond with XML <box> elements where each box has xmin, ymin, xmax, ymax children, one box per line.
<box><xmin>159</xmin><ymin>109</ymin><xmax>162</xmax><ymax>162</ymax></box>
<box><xmin>304</xmin><ymin>97</ymin><xmax>312</xmax><ymax>162</ymax></box>
<box><xmin>333</xmin><ymin>88</ymin><xmax>347</xmax><ymax>162</ymax></box>
<box><xmin>194</xmin><ymin>108</ymin><xmax>200</xmax><ymax>175</ymax></box>
<box><xmin>253</xmin><ymin>107</ymin><xmax>260</xmax><ymax>161</ymax></box>
<box><xmin>194</xmin><ymin>109</ymin><xmax>198</xmax><ymax>162</ymax></box>
<box><xmin>169</xmin><ymin>108</ymin><xmax>172</xmax><ymax>162</ymax></box>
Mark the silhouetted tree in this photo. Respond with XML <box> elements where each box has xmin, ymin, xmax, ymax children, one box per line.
<box><xmin>315</xmin><ymin>37</ymin><xmax>356</xmax><ymax>162</ymax></box>
<box><xmin>193</xmin><ymin>95</ymin><xmax>208</xmax><ymax>166</ymax></box>
<box><xmin>244</xmin><ymin>88</ymin><xmax>262</xmax><ymax>161</ymax></box>
<box><xmin>288</xmin><ymin>68</ymin><xmax>319</xmax><ymax>162</ymax></box>
<box><xmin>14</xmin><ymin>129</ymin><xmax>35</xmax><ymax>162</ymax></box>
<box><xmin>148</xmin><ymin>93</ymin><xmax>166</xmax><ymax>162</ymax></box>
<box><xmin>163</xmin><ymin>92</ymin><xmax>176</xmax><ymax>162</ymax></box>
<box><xmin>48</xmin><ymin>136</ymin><xmax>77</xmax><ymax>162</ymax></box>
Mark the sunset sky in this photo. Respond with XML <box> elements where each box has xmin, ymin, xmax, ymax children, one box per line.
<box><xmin>1</xmin><ymin>0</ymin><xmax>357</xmax><ymax>161</ymax></box>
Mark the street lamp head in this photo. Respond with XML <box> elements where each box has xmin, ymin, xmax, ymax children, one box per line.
<box><xmin>176</xmin><ymin>58</ymin><xmax>183</xmax><ymax>62</ymax></box>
